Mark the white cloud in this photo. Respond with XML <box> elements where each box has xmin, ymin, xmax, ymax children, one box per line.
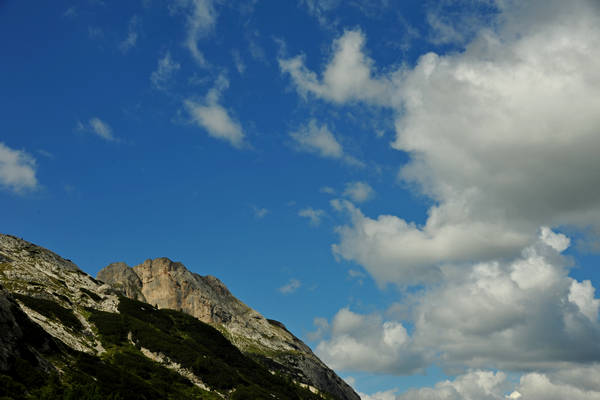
<box><xmin>290</xmin><ymin>120</ymin><xmax>342</xmax><ymax>158</ymax></box>
<box><xmin>306</xmin><ymin>0</ymin><xmax>600</xmax><ymax>285</ymax></box>
<box><xmin>332</xmin><ymin>200</ymin><xmax>527</xmax><ymax>285</ymax></box>
<box><xmin>171</xmin><ymin>0</ymin><xmax>217</xmax><ymax>65</ymax></box>
<box><xmin>279</xmin><ymin>278</ymin><xmax>301</xmax><ymax>294</ymax></box>
<box><xmin>307</xmin><ymin>317</ymin><xmax>329</xmax><ymax>341</ymax></box>
<box><xmin>78</xmin><ymin>118</ymin><xmax>118</xmax><ymax>142</ymax></box>
<box><xmin>321</xmin><ymin>231</ymin><xmax>600</xmax><ymax>374</ymax></box>
<box><xmin>151</xmin><ymin>52</ymin><xmax>180</xmax><ymax>90</ymax></box>
<box><xmin>184</xmin><ymin>75</ymin><xmax>245</xmax><ymax>148</ymax></box>
<box><xmin>396</xmin><ymin>370</ymin><xmax>509</xmax><ymax>400</ymax></box>
<box><xmin>359</xmin><ymin>388</ymin><xmax>398</xmax><ymax>400</ymax></box>
<box><xmin>299</xmin><ymin>207</ymin><xmax>326</xmax><ymax>226</ymax></box>
<box><xmin>290</xmin><ymin>120</ymin><xmax>363</xmax><ymax>166</ymax></box>
<box><xmin>409</xmin><ymin>232</ymin><xmax>600</xmax><ymax>372</ymax></box>
<box><xmin>0</xmin><ymin>143</ymin><xmax>38</xmax><ymax>193</ymax></box>
<box><xmin>515</xmin><ymin>371</ymin><xmax>600</xmax><ymax>400</ymax></box>
<box><xmin>89</xmin><ymin>118</ymin><xmax>117</xmax><ymax>141</ymax></box>
<box><xmin>343</xmin><ymin>181</ymin><xmax>374</xmax><ymax>203</ymax></box>
<box><xmin>385</xmin><ymin>366</ymin><xmax>600</xmax><ymax>400</ymax></box>
<box><xmin>315</xmin><ymin>308</ymin><xmax>427</xmax><ymax>374</ymax></box>
<box><xmin>279</xmin><ymin>30</ymin><xmax>391</xmax><ymax>105</ymax></box>
<box><xmin>119</xmin><ymin>15</ymin><xmax>140</xmax><ymax>53</ymax></box>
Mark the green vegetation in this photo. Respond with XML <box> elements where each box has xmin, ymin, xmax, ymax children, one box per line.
<box><xmin>13</xmin><ymin>294</ymin><xmax>83</xmax><ymax>331</ymax></box>
<box><xmin>87</xmin><ymin>296</ymin><xmax>324</xmax><ymax>399</ymax></box>
<box><xmin>2</xmin><ymin>294</ymin><xmax>331</xmax><ymax>399</ymax></box>
<box><xmin>80</xmin><ymin>288</ymin><xmax>102</xmax><ymax>302</ymax></box>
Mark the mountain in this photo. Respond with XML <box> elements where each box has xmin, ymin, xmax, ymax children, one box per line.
<box><xmin>97</xmin><ymin>258</ymin><xmax>358</xmax><ymax>400</ymax></box>
<box><xmin>0</xmin><ymin>234</ymin><xmax>359</xmax><ymax>400</ymax></box>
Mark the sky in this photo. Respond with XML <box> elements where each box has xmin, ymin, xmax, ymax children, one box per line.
<box><xmin>2</xmin><ymin>0</ymin><xmax>600</xmax><ymax>398</ymax></box>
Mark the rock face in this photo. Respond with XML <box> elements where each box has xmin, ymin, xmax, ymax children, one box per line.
<box><xmin>0</xmin><ymin>234</ymin><xmax>359</xmax><ymax>399</ymax></box>
<box><xmin>0</xmin><ymin>235</ymin><xmax>118</xmax><ymax>355</ymax></box>
<box><xmin>98</xmin><ymin>257</ymin><xmax>360</xmax><ymax>400</ymax></box>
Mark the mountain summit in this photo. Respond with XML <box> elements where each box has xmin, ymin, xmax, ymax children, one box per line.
<box><xmin>0</xmin><ymin>234</ymin><xmax>359</xmax><ymax>399</ymax></box>
<box><xmin>97</xmin><ymin>258</ymin><xmax>359</xmax><ymax>400</ymax></box>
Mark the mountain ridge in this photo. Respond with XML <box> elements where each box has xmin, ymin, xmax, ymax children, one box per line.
<box><xmin>97</xmin><ymin>257</ymin><xmax>359</xmax><ymax>400</ymax></box>
<box><xmin>0</xmin><ymin>233</ymin><xmax>359</xmax><ymax>399</ymax></box>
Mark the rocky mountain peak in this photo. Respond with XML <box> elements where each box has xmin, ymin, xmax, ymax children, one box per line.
<box><xmin>0</xmin><ymin>235</ymin><xmax>359</xmax><ymax>399</ymax></box>
<box><xmin>98</xmin><ymin>258</ymin><xmax>360</xmax><ymax>400</ymax></box>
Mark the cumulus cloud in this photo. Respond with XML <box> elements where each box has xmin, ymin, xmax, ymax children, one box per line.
<box><xmin>396</xmin><ymin>370</ymin><xmax>509</xmax><ymax>400</ymax></box>
<box><xmin>0</xmin><ymin>143</ymin><xmax>38</xmax><ymax>193</ymax></box>
<box><xmin>119</xmin><ymin>15</ymin><xmax>140</xmax><ymax>53</ymax></box>
<box><xmin>299</xmin><ymin>0</ymin><xmax>600</xmax><ymax>285</ymax></box>
<box><xmin>279</xmin><ymin>278</ymin><xmax>301</xmax><ymax>294</ymax></box>
<box><xmin>359</xmin><ymin>388</ymin><xmax>399</xmax><ymax>400</ymax></box>
<box><xmin>150</xmin><ymin>52</ymin><xmax>180</xmax><ymax>90</ymax></box>
<box><xmin>279</xmin><ymin>30</ymin><xmax>391</xmax><ymax>105</ymax></box>
<box><xmin>410</xmin><ymin>231</ymin><xmax>600</xmax><ymax>372</ymax></box>
<box><xmin>171</xmin><ymin>0</ymin><xmax>217</xmax><ymax>65</ymax></box>
<box><xmin>320</xmin><ymin>230</ymin><xmax>600</xmax><ymax>374</ymax></box>
<box><xmin>315</xmin><ymin>307</ymin><xmax>427</xmax><ymax>374</ymax></box>
<box><xmin>184</xmin><ymin>75</ymin><xmax>245</xmax><ymax>148</ymax></box>
<box><xmin>380</xmin><ymin>366</ymin><xmax>600</xmax><ymax>400</ymax></box>
<box><xmin>299</xmin><ymin>207</ymin><xmax>326</xmax><ymax>226</ymax></box>
<box><xmin>343</xmin><ymin>181</ymin><xmax>374</xmax><ymax>203</ymax></box>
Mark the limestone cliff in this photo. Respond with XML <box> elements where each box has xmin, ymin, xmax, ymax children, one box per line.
<box><xmin>98</xmin><ymin>257</ymin><xmax>360</xmax><ymax>400</ymax></box>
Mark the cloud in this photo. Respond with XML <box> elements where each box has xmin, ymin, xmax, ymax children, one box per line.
<box><xmin>279</xmin><ymin>30</ymin><xmax>391</xmax><ymax>105</ymax></box>
<box><xmin>0</xmin><ymin>143</ymin><xmax>38</xmax><ymax>193</ymax></box>
<box><xmin>315</xmin><ymin>308</ymin><xmax>427</xmax><ymax>374</ymax></box>
<box><xmin>307</xmin><ymin>0</ymin><xmax>600</xmax><ymax>284</ymax></box>
<box><xmin>343</xmin><ymin>181</ymin><xmax>374</xmax><ymax>203</ymax></box>
<box><xmin>119</xmin><ymin>15</ymin><xmax>140</xmax><ymax>53</ymax></box>
<box><xmin>299</xmin><ymin>0</ymin><xmax>392</xmax><ymax>27</ymax></box>
<box><xmin>386</xmin><ymin>366</ymin><xmax>600</xmax><ymax>400</ymax></box>
<box><xmin>279</xmin><ymin>278</ymin><xmax>301</xmax><ymax>294</ymax></box>
<box><xmin>307</xmin><ymin>317</ymin><xmax>329</xmax><ymax>341</ymax></box>
<box><xmin>321</xmin><ymin>230</ymin><xmax>600</xmax><ymax>374</ymax></box>
<box><xmin>252</xmin><ymin>206</ymin><xmax>268</xmax><ymax>219</ymax></box>
<box><xmin>77</xmin><ymin>118</ymin><xmax>118</xmax><ymax>142</ymax></box>
<box><xmin>62</xmin><ymin>7</ymin><xmax>77</xmax><ymax>18</ymax></box>
<box><xmin>409</xmin><ymin>231</ymin><xmax>600</xmax><ymax>372</ymax></box>
<box><xmin>424</xmin><ymin>1</ymin><xmax>496</xmax><ymax>46</ymax></box>
<box><xmin>290</xmin><ymin>120</ymin><xmax>363</xmax><ymax>166</ymax></box>
<box><xmin>171</xmin><ymin>0</ymin><xmax>217</xmax><ymax>65</ymax></box>
<box><xmin>320</xmin><ymin>186</ymin><xmax>336</xmax><ymax>195</ymax></box>
<box><xmin>184</xmin><ymin>75</ymin><xmax>245</xmax><ymax>148</ymax></box>
<box><xmin>151</xmin><ymin>52</ymin><xmax>180</xmax><ymax>90</ymax></box>
<box><xmin>395</xmin><ymin>370</ymin><xmax>510</xmax><ymax>400</ymax></box>
<box><xmin>232</xmin><ymin>49</ymin><xmax>246</xmax><ymax>74</ymax></box>
<box><xmin>331</xmin><ymin>200</ymin><xmax>528</xmax><ymax>286</ymax></box>
<box><xmin>290</xmin><ymin>120</ymin><xmax>342</xmax><ymax>158</ymax></box>
<box><xmin>359</xmin><ymin>389</ymin><xmax>399</xmax><ymax>400</ymax></box>
<box><xmin>299</xmin><ymin>0</ymin><xmax>341</xmax><ymax>28</ymax></box>
<box><xmin>298</xmin><ymin>207</ymin><xmax>326</xmax><ymax>226</ymax></box>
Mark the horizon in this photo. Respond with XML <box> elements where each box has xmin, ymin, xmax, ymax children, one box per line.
<box><xmin>2</xmin><ymin>1</ymin><xmax>600</xmax><ymax>398</ymax></box>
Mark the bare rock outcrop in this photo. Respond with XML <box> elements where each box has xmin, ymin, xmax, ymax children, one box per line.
<box><xmin>98</xmin><ymin>257</ymin><xmax>360</xmax><ymax>400</ymax></box>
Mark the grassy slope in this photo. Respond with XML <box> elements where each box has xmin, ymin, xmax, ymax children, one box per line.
<box><xmin>1</xmin><ymin>296</ymin><xmax>328</xmax><ymax>400</ymax></box>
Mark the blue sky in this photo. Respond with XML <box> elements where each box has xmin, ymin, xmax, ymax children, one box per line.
<box><xmin>2</xmin><ymin>1</ymin><xmax>600</xmax><ymax>398</ymax></box>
